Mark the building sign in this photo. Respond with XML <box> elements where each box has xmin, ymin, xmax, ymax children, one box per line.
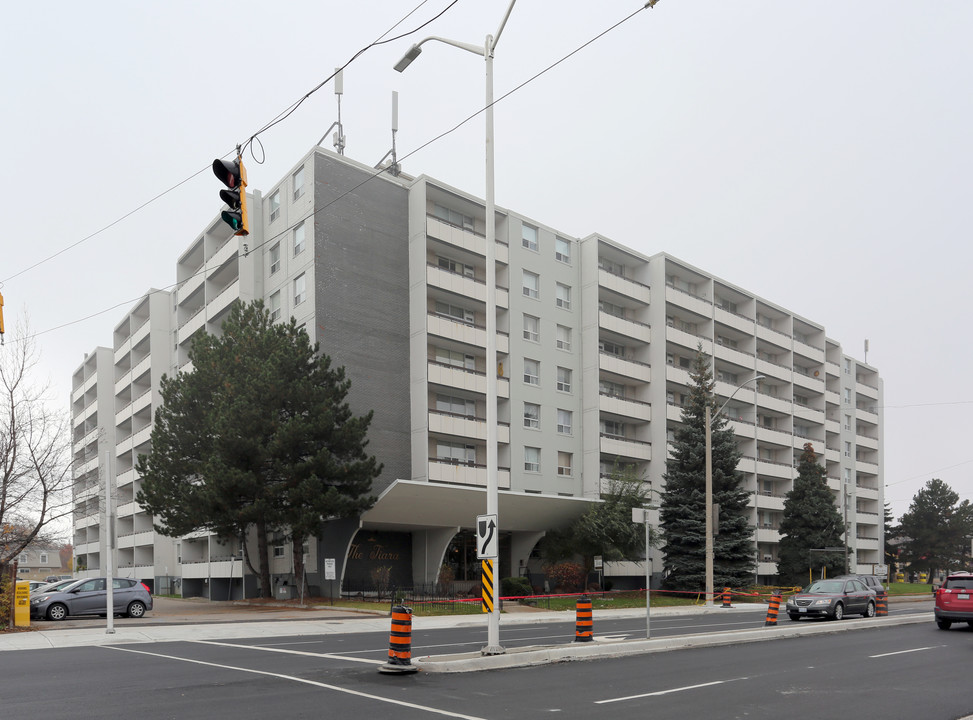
<box><xmin>342</xmin><ymin>531</ymin><xmax>412</xmax><ymax>592</ymax></box>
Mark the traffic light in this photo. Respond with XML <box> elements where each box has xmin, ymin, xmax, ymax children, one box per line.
<box><xmin>213</xmin><ymin>156</ymin><xmax>249</xmax><ymax>236</ymax></box>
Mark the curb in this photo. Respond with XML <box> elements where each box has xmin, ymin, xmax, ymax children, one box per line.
<box><xmin>413</xmin><ymin>612</ymin><xmax>929</xmax><ymax>673</ymax></box>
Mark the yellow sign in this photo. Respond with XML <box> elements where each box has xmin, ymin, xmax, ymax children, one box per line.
<box><xmin>481</xmin><ymin>559</ymin><xmax>494</xmax><ymax>613</ymax></box>
<box><xmin>14</xmin><ymin>581</ymin><xmax>30</xmax><ymax>627</ymax></box>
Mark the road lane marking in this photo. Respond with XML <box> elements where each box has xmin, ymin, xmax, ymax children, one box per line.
<box><xmin>869</xmin><ymin>646</ymin><xmax>940</xmax><ymax>658</ymax></box>
<box><xmin>103</xmin><ymin>646</ymin><xmax>486</xmax><ymax>720</ymax></box>
<box><xmin>595</xmin><ymin>677</ymin><xmax>749</xmax><ymax>704</ymax></box>
<box><xmin>189</xmin><ymin>639</ymin><xmax>382</xmax><ymax>665</ymax></box>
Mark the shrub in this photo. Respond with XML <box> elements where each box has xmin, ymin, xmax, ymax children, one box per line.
<box><xmin>546</xmin><ymin>561</ymin><xmax>586</xmax><ymax>592</ymax></box>
<box><xmin>501</xmin><ymin>576</ymin><xmax>532</xmax><ymax>598</ymax></box>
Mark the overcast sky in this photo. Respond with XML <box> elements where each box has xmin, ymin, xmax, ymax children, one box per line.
<box><xmin>3</xmin><ymin>1</ymin><xmax>970</xmax><ymax>523</ymax></box>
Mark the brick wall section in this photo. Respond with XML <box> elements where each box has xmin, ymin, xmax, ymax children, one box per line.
<box><xmin>312</xmin><ymin>153</ymin><xmax>411</xmax><ymax>496</ymax></box>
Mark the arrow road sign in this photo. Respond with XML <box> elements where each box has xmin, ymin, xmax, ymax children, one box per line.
<box><xmin>477</xmin><ymin>513</ymin><xmax>498</xmax><ymax>559</ymax></box>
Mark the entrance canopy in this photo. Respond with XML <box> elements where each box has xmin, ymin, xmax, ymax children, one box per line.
<box><xmin>361</xmin><ymin>479</ymin><xmax>599</xmax><ymax>533</ymax></box>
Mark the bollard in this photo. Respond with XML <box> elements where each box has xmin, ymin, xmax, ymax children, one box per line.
<box><xmin>574</xmin><ymin>595</ymin><xmax>594</xmax><ymax>642</ymax></box>
<box><xmin>765</xmin><ymin>591</ymin><xmax>782</xmax><ymax>626</ymax></box>
<box><xmin>875</xmin><ymin>589</ymin><xmax>888</xmax><ymax>617</ymax></box>
<box><xmin>721</xmin><ymin>587</ymin><xmax>732</xmax><ymax>608</ymax></box>
<box><xmin>378</xmin><ymin>605</ymin><xmax>419</xmax><ymax>674</ymax></box>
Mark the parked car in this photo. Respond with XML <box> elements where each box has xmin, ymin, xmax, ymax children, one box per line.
<box><xmin>31</xmin><ymin>578</ymin><xmax>79</xmax><ymax>595</ymax></box>
<box><xmin>786</xmin><ymin>577</ymin><xmax>877</xmax><ymax>621</ymax></box>
<box><xmin>833</xmin><ymin>573</ymin><xmax>887</xmax><ymax>595</ymax></box>
<box><xmin>30</xmin><ymin>577</ymin><xmax>152</xmax><ymax>621</ymax></box>
<box><xmin>26</xmin><ymin>580</ymin><xmax>48</xmax><ymax>593</ymax></box>
<box><xmin>934</xmin><ymin>571</ymin><xmax>973</xmax><ymax>630</ymax></box>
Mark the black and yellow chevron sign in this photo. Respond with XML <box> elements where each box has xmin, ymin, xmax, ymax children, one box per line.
<box><xmin>481</xmin><ymin>559</ymin><xmax>494</xmax><ymax>613</ymax></box>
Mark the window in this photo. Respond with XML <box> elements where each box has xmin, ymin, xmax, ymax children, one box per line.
<box><xmin>556</xmin><ymin>325</ymin><xmax>571</xmax><ymax>351</ymax></box>
<box><xmin>844</xmin><ymin>358</ymin><xmax>852</xmax><ymax>374</ymax></box>
<box><xmin>437</xmin><ymin>441</ymin><xmax>476</xmax><ymax>465</ymax></box>
<box><xmin>435</xmin><ymin>301</ymin><xmax>475</xmax><ymax>325</ymax></box>
<box><xmin>599</xmin><ymin>340</ymin><xmax>625</xmax><ymax>358</ymax></box>
<box><xmin>600</xmin><ymin>380</ymin><xmax>625</xmax><ymax>398</ymax></box>
<box><xmin>436</xmin><ymin>394</ymin><xmax>475</xmax><ymax>416</ymax></box>
<box><xmin>794</xmin><ymin>423</ymin><xmax>810</xmax><ymax>436</ymax></box>
<box><xmin>523</xmin><ymin>402</ymin><xmax>540</xmax><ymax>429</ymax></box>
<box><xmin>843</xmin><ymin>388</ymin><xmax>852</xmax><ymax>403</ymax></box>
<box><xmin>794</xmin><ymin>394</ymin><xmax>808</xmax><ymax>407</ymax></box>
<box><xmin>844</xmin><ymin>441</ymin><xmax>852</xmax><ymax>458</ymax></box>
<box><xmin>557</xmin><ymin>451</ymin><xmax>573</xmax><ymax>476</ymax></box>
<box><xmin>293</xmin><ymin>221</ymin><xmax>306</xmax><ymax>255</ymax></box>
<box><xmin>270</xmin><ymin>242</ymin><xmax>281</xmax><ymax>275</ymax></box>
<box><xmin>601</xmin><ymin>420</ymin><xmax>625</xmax><ymax>438</ymax></box>
<box><xmin>436</xmin><ymin>347</ymin><xmax>475</xmax><ymax>370</ymax></box>
<box><xmin>292</xmin><ymin>165</ymin><xmax>305</xmax><ymax>200</ymax></box>
<box><xmin>522</xmin><ymin>270</ymin><xmax>539</xmax><ymax>299</ymax></box>
<box><xmin>39</xmin><ymin>553</ymin><xmax>49</xmax><ymax>565</ymax></box>
<box><xmin>294</xmin><ymin>274</ymin><xmax>306</xmax><ymax>305</ymax></box>
<box><xmin>269</xmin><ymin>190</ymin><xmax>280</xmax><ymax>222</ymax></box>
<box><xmin>599</xmin><ymin>258</ymin><xmax>623</xmax><ymax>276</ymax></box>
<box><xmin>555</xmin><ymin>282</ymin><xmax>571</xmax><ymax>310</ymax></box>
<box><xmin>844</xmin><ymin>414</ymin><xmax>852</xmax><ymax>431</ymax></box>
<box><xmin>524</xmin><ymin>447</ymin><xmax>540</xmax><ymax>473</ymax></box>
<box><xmin>557</xmin><ymin>409</ymin><xmax>572</xmax><ymax>435</ymax></box>
<box><xmin>438</xmin><ymin>256</ymin><xmax>474</xmax><ymax>278</ymax></box>
<box><xmin>524</xmin><ymin>358</ymin><xmax>539</xmax><ymax>386</ymax></box>
<box><xmin>555</xmin><ymin>237</ymin><xmax>571</xmax><ymax>264</ymax></box>
<box><xmin>523</xmin><ymin>314</ymin><xmax>540</xmax><ymax>342</ymax></box>
<box><xmin>599</xmin><ymin>300</ymin><xmax>625</xmax><ymax>318</ymax></box>
<box><xmin>269</xmin><ymin>291</ymin><xmax>281</xmax><ymax>322</ymax></box>
<box><xmin>759</xmin><ymin>447</ymin><xmax>775</xmax><ymax>461</ymax></box>
<box><xmin>522</xmin><ymin>224</ymin><xmax>538</xmax><ymax>251</ymax></box>
<box><xmin>556</xmin><ymin>366</ymin><xmax>572</xmax><ymax>393</ymax></box>
<box><xmin>273</xmin><ymin>546</ymin><xmax>285</xmax><ymax>559</ymax></box>
<box><xmin>433</xmin><ymin>203</ymin><xmax>474</xmax><ymax>232</ymax></box>
<box><xmin>718</xmin><ymin>370</ymin><xmax>738</xmax><ymax>384</ymax></box>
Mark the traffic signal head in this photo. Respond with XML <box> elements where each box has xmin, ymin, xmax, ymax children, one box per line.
<box><xmin>213</xmin><ymin>158</ymin><xmax>249</xmax><ymax>236</ymax></box>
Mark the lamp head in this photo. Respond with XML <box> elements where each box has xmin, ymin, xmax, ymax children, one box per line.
<box><xmin>394</xmin><ymin>44</ymin><xmax>422</xmax><ymax>72</ymax></box>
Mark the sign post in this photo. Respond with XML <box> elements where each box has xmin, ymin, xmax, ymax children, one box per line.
<box><xmin>324</xmin><ymin>558</ymin><xmax>336</xmax><ymax>606</ymax></box>
<box><xmin>476</xmin><ymin>514</ymin><xmax>500</xmax><ymax>638</ymax></box>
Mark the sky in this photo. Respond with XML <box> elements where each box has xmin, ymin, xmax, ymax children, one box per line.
<box><xmin>2</xmin><ymin>1</ymin><xmax>970</xmax><ymax>523</ymax></box>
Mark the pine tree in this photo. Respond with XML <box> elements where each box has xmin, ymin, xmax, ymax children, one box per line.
<box><xmin>777</xmin><ymin>443</ymin><xmax>844</xmax><ymax>585</ymax></box>
<box><xmin>894</xmin><ymin>478</ymin><xmax>973</xmax><ymax>579</ymax></box>
<box><xmin>136</xmin><ymin>300</ymin><xmax>380</xmax><ymax>597</ymax></box>
<box><xmin>660</xmin><ymin>347</ymin><xmax>755</xmax><ymax>593</ymax></box>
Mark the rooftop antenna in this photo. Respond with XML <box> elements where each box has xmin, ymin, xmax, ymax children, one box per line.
<box><xmin>317</xmin><ymin>68</ymin><xmax>346</xmax><ymax>154</ymax></box>
<box><xmin>375</xmin><ymin>91</ymin><xmax>401</xmax><ymax>176</ymax></box>
<box><xmin>864</xmin><ymin>338</ymin><xmax>869</xmax><ymax>364</ymax></box>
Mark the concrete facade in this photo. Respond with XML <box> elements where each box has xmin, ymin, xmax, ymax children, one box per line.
<box><xmin>70</xmin><ymin>146</ymin><xmax>883</xmax><ymax>595</ymax></box>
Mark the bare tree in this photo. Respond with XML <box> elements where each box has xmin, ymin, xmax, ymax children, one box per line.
<box><xmin>0</xmin><ymin>319</ymin><xmax>74</xmax><ymax>577</ymax></box>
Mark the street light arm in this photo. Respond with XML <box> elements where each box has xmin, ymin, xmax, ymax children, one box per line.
<box><xmin>492</xmin><ymin>0</ymin><xmax>518</xmax><ymax>52</ymax></box>
<box><xmin>394</xmin><ymin>36</ymin><xmax>485</xmax><ymax>73</ymax></box>
<box><xmin>712</xmin><ymin>374</ymin><xmax>765</xmax><ymax>425</ymax></box>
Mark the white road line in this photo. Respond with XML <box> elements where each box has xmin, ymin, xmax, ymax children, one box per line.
<box><xmin>869</xmin><ymin>646</ymin><xmax>940</xmax><ymax>658</ymax></box>
<box><xmin>595</xmin><ymin>677</ymin><xmax>749</xmax><ymax>704</ymax></box>
<box><xmin>189</xmin><ymin>639</ymin><xmax>382</xmax><ymax>665</ymax></box>
<box><xmin>103</xmin><ymin>646</ymin><xmax>486</xmax><ymax>720</ymax></box>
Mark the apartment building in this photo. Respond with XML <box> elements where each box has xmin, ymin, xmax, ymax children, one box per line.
<box><xmin>70</xmin><ymin>145</ymin><xmax>883</xmax><ymax>596</ymax></box>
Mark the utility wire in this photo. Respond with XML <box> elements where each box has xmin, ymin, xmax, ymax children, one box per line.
<box><xmin>22</xmin><ymin>0</ymin><xmax>658</xmax><ymax>341</ymax></box>
<box><xmin>1</xmin><ymin>0</ymin><xmax>454</xmax><ymax>286</ymax></box>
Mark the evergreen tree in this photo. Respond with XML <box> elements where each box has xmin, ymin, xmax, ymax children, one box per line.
<box><xmin>136</xmin><ymin>300</ymin><xmax>380</xmax><ymax>597</ymax></box>
<box><xmin>895</xmin><ymin>478</ymin><xmax>973</xmax><ymax>580</ymax></box>
<box><xmin>776</xmin><ymin>443</ymin><xmax>845</xmax><ymax>585</ymax></box>
<box><xmin>660</xmin><ymin>347</ymin><xmax>755</xmax><ymax>593</ymax></box>
<box><xmin>884</xmin><ymin>503</ymin><xmax>898</xmax><ymax>576</ymax></box>
<box><xmin>540</xmin><ymin>463</ymin><xmax>650</xmax><ymax>570</ymax></box>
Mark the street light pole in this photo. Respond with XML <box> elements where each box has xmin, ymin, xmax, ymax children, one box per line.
<box><xmin>395</xmin><ymin>0</ymin><xmax>517</xmax><ymax>656</ymax></box>
<box><xmin>705</xmin><ymin>373</ymin><xmax>765</xmax><ymax>605</ymax></box>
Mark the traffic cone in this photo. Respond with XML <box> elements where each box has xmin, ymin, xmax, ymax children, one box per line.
<box><xmin>574</xmin><ymin>595</ymin><xmax>593</xmax><ymax>642</ymax></box>
<box><xmin>765</xmin><ymin>591</ymin><xmax>782</xmax><ymax>626</ymax></box>
<box><xmin>378</xmin><ymin>605</ymin><xmax>419</xmax><ymax>674</ymax></box>
<box><xmin>875</xmin><ymin>589</ymin><xmax>888</xmax><ymax>617</ymax></box>
<box><xmin>721</xmin><ymin>587</ymin><xmax>732</xmax><ymax>608</ymax></box>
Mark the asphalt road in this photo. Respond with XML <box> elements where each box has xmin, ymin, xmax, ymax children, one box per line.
<box><xmin>4</xmin><ymin>599</ymin><xmax>955</xmax><ymax>720</ymax></box>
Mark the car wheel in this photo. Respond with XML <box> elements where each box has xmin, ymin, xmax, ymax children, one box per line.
<box><xmin>937</xmin><ymin>620</ymin><xmax>952</xmax><ymax>630</ymax></box>
<box><xmin>863</xmin><ymin>601</ymin><xmax>875</xmax><ymax>618</ymax></box>
<box><xmin>46</xmin><ymin>603</ymin><xmax>68</xmax><ymax>621</ymax></box>
<box><xmin>832</xmin><ymin>603</ymin><xmax>844</xmax><ymax>621</ymax></box>
<box><xmin>127</xmin><ymin>601</ymin><xmax>146</xmax><ymax>618</ymax></box>
<box><xmin>789</xmin><ymin>613</ymin><xmax>801</xmax><ymax>621</ymax></box>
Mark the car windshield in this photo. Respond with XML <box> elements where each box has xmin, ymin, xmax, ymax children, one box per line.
<box><xmin>806</xmin><ymin>580</ymin><xmax>844</xmax><ymax>594</ymax></box>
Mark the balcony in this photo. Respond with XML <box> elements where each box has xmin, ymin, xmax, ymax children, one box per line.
<box><xmin>665</xmin><ymin>285</ymin><xmax>711</xmax><ymax>316</ymax></box>
<box><xmin>599</xmin><ymin>311</ymin><xmax>650</xmax><ymax>343</ymax></box>
<box><xmin>599</xmin><ymin>435</ymin><xmax>651</xmax><ymax>462</ymax></box>
<box><xmin>598</xmin><ymin>268</ymin><xmax>650</xmax><ymax>304</ymax></box>
<box><xmin>427</xmin><ymin>264</ymin><xmax>487</xmax><ymax>303</ymax></box>
<box><xmin>599</xmin><ymin>353</ymin><xmax>650</xmax><ymax>383</ymax></box>
<box><xmin>428</xmin><ymin>411</ymin><xmax>510</xmax><ymax>445</ymax></box>
<box><xmin>599</xmin><ymin>393</ymin><xmax>651</xmax><ymax>422</ymax></box>
<box><xmin>427</xmin><ymin>459</ymin><xmax>511</xmax><ymax>489</ymax></box>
